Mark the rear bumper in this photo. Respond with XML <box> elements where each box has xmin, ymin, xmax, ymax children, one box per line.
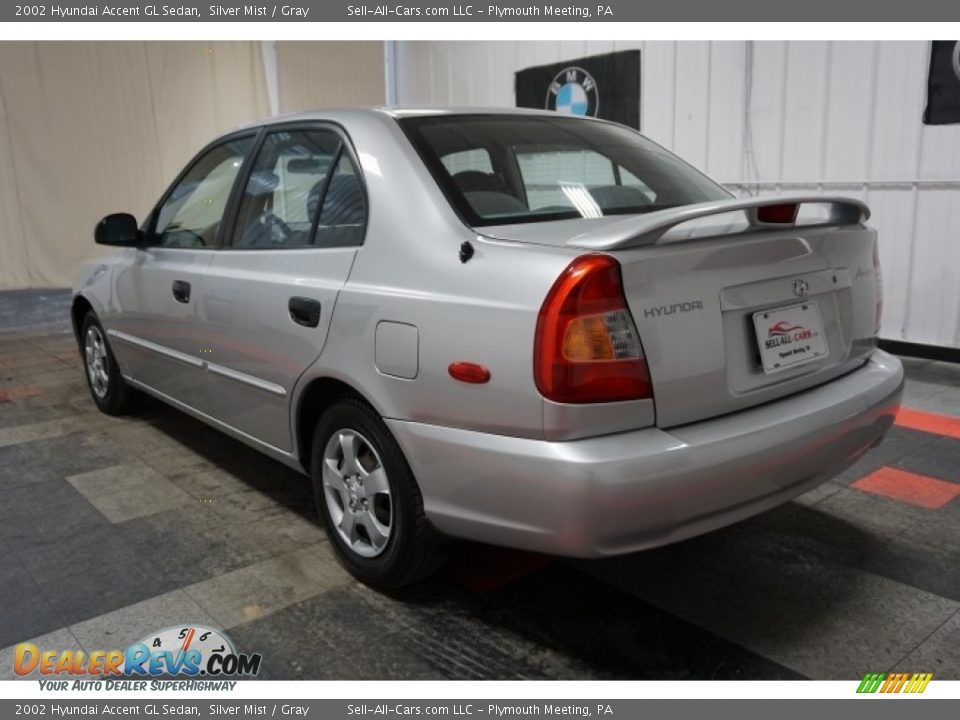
<box><xmin>387</xmin><ymin>350</ymin><xmax>904</xmax><ymax>557</ymax></box>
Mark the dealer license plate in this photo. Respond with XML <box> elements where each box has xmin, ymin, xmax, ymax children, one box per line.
<box><xmin>752</xmin><ymin>302</ymin><xmax>828</xmax><ymax>374</ymax></box>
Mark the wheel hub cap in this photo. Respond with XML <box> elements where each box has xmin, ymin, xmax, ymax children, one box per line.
<box><xmin>321</xmin><ymin>429</ymin><xmax>393</xmax><ymax>558</ymax></box>
<box><xmin>84</xmin><ymin>326</ymin><xmax>110</xmax><ymax>399</ymax></box>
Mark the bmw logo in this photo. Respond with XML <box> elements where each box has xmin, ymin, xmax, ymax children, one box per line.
<box><xmin>546</xmin><ymin>67</ymin><xmax>599</xmax><ymax>118</ymax></box>
<box><xmin>792</xmin><ymin>279</ymin><xmax>810</xmax><ymax>297</ymax></box>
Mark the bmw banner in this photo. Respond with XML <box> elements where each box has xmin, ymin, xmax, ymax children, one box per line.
<box><xmin>515</xmin><ymin>50</ymin><xmax>641</xmax><ymax>129</ymax></box>
<box><xmin>923</xmin><ymin>41</ymin><xmax>960</xmax><ymax>125</ymax></box>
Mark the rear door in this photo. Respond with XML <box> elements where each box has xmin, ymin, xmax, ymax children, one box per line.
<box><xmin>110</xmin><ymin>134</ymin><xmax>256</xmax><ymax>414</ymax></box>
<box><xmin>197</xmin><ymin>125</ymin><xmax>366</xmax><ymax>452</ymax></box>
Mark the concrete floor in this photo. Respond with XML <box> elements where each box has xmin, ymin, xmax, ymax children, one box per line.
<box><xmin>1</xmin><ymin>293</ymin><xmax>959</xmax><ymax>680</ymax></box>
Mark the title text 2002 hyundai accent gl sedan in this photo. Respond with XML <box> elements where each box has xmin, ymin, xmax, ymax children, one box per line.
<box><xmin>73</xmin><ymin>108</ymin><xmax>904</xmax><ymax>588</ymax></box>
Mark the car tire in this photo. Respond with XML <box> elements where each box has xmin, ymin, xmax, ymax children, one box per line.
<box><xmin>80</xmin><ymin>312</ymin><xmax>137</xmax><ymax>416</ymax></box>
<box><xmin>311</xmin><ymin>394</ymin><xmax>446</xmax><ymax>589</ymax></box>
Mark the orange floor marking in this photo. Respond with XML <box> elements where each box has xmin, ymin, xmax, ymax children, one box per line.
<box><xmin>0</xmin><ymin>385</ymin><xmax>41</xmax><ymax>403</ymax></box>
<box><xmin>852</xmin><ymin>467</ymin><xmax>960</xmax><ymax>509</ymax></box>
<box><xmin>896</xmin><ymin>407</ymin><xmax>960</xmax><ymax>440</ymax></box>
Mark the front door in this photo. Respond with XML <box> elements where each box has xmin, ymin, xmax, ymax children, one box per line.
<box><xmin>110</xmin><ymin>134</ymin><xmax>256</xmax><ymax>415</ymax></box>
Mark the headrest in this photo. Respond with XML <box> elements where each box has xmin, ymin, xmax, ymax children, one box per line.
<box><xmin>246</xmin><ymin>170</ymin><xmax>280</xmax><ymax>197</ymax></box>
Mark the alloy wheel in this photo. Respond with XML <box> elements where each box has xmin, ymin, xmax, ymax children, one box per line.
<box><xmin>84</xmin><ymin>325</ymin><xmax>110</xmax><ymax>399</ymax></box>
<box><xmin>322</xmin><ymin>429</ymin><xmax>393</xmax><ymax>558</ymax></box>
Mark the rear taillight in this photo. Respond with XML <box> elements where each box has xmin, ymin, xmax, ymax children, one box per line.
<box><xmin>873</xmin><ymin>242</ymin><xmax>883</xmax><ymax>333</ymax></box>
<box><xmin>534</xmin><ymin>255</ymin><xmax>652</xmax><ymax>404</ymax></box>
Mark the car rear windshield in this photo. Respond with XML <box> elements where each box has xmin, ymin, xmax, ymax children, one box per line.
<box><xmin>399</xmin><ymin>114</ymin><xmax>731</xmax><ymax>227</ymax></box>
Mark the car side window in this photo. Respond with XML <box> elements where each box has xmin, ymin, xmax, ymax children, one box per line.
<box><xmin>313</xmin><ymin>152</ymin><xmax>366</xmax><ymax>248</ymax></box>
<box><xmin>152</xmin><ymin>137</ymin><xmax>254</xmax><ymax>248</ymax></box>
<box><xmin>231</xmin><ymin>129</ymin><xmax>360</xmax><ymax>249</ymax></box>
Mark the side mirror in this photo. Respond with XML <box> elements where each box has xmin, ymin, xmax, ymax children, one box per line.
<box><xmin>95</xmin><ymin>213</ymin><xmax>141</xmax><ymax>246</ymax></box>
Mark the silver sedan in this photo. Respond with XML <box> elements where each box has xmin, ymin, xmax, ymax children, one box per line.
<box><xmin>73</xmin><ymin>108</ymin><xmax>903</xmax><ymax>588</ymax></box>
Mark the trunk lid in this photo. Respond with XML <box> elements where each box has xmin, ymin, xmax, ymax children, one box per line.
<box><xmin>482</xmin><ymin>196</ymin><xmax>881</xmax><ymax>428</ymax></box>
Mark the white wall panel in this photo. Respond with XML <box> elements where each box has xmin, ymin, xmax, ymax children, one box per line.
<box><xmin>869</xmin><ymin>188</ymin><xmax>918</xmax><ymax>341</ymax></box>
<box><xmin>747</xmin><ymin>42</ymin><xmax>789</xmax><ymax>183</ymax></box>
<box><xmin>908</xmin><ymin>190</ymin><xmax>960</xmax><ymax>347</ymax></box>
<box><xmin>823</xmin><ymin>42</ymin><xmax>876</xmax><ymax>181</ymax></box>
<box><xmin>395</xmin><ymin>40</ymin><xmax>960</xmax><ymax>348</ymax></box>
<box><xmin>640</xmin><ymin>40</ymin><xmax>675</xmax><ymax>146</ymax></box>
<box><xmin>781</xmin><ymin>42</ymin><xmax>830</xmax><ymax>182</ymax></box>
<box><xmin>672</xmin><ymin>42</ymin><xmax>711</xmax><ymax>171</ymax></box>
<box><xmin>706</xmin><ymin>42</ymin><xmax>746</xmax><ymax>180</ymax></box>
<box><xmin>919</xmin><ymin>125</ymin><xmax>960</xmax><ymax>179</ymax></box>
<box><xmin>870</xmin><ymin>43</ymin><xmax>928</xmax><ymax>181</ymax></box>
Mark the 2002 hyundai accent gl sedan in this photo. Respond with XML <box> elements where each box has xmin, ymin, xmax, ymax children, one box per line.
<box><xmin>74</xmin><ymin>108</ymin><xmax>904</xmax><ymax>588</ymax></box>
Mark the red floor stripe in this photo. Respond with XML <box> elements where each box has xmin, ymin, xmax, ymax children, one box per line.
<box><xmin>0</xmin><ymin>385</ymin><xmax>41</xmax><ymax>403</ymax></box>
<box><xmin>852</xmin><ymin>467</ymin><xmax>960</xmax><ymax>509</ymax></box>
<box><xmin>896</xmin><ymin>407</ymin><xmax>960</xmax><ymax>440</ymax></box>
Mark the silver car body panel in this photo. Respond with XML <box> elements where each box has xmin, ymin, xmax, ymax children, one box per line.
<box><xmin>198</xmin><ymin>246</ymin><xmax>358</xmax><ymax>451</ymax></box>
<box><xmin>110</xmin><ymin>247</ymin><xmax>218</xmax><ymax>415</ymax></box>
<box><xmin>73</xmin><ymin>107</ymin><xmax>904</xmax><ymax>557</ymax></box>
<box><xmin>124</xmin><ymin>373</ymin><xmax>301</xmax><ymax>467</ymax></box>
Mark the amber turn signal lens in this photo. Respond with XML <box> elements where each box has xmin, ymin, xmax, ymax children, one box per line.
<box><xmin>563</xmin><ymin>315</ymin><xmax>615</xmax><ymax>361</ymax></box>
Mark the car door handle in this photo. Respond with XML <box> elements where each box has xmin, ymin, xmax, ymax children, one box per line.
<box><xmin>288</xmin><ymin>297</ymin><xmax>321</xmax><ymax>328</ymax></box>
<box><xmin>172</xmin><ymin>280</ymin><xmax>191</xmax><ymax>303</ymax></box>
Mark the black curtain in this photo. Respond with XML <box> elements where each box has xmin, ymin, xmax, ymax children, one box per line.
<box><xmin>924</xmin><ymin>41</ymin><xmax>960</xmax><ymax>125</ymax></box>
<box><xmin>515</xmin><ymin>50</ymin><xmax>641</xmax><ymax>129</ymax></box>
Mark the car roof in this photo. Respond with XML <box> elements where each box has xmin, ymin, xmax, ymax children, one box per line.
<box><xmin>229</xmin><ymin>106</ymin><xmax>609</xmax><ymax>133</ymax></box>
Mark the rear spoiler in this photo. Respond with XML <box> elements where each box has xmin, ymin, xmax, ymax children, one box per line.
<box><xmin>569</xmin><ymin>195</ymin><xmax>870</xmax><ymax>251</ymax></box>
